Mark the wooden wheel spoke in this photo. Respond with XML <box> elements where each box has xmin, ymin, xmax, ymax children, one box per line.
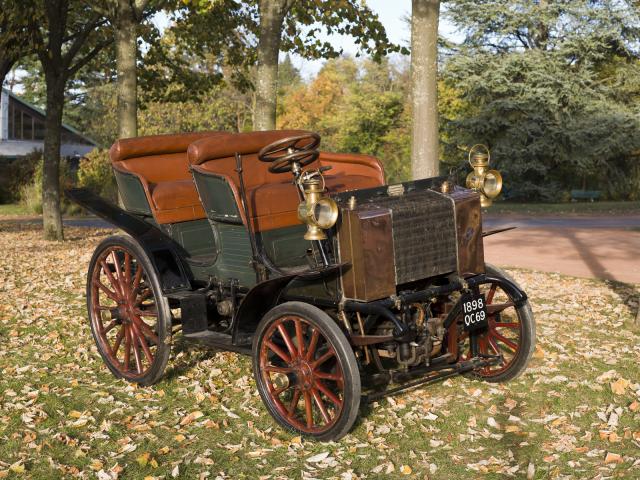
<box><xmin>312</xmin><ymin>349</ymin><xmax>335</xmax><ymax>368</ymax></box>
<box><xmin>101</xmin><ymin>259</ymin><xmax>122</xmax><ymax>296</ymax></box>
<box><xmin>97</xmin><ymin>280</ymin><xmax>119</xmax><ymax>302</ymax></box>
<box><xmin>112</xmin><ymin>327</ymin><xmax>125</xmax><ymax>356</ymax></box>
<box><xmin>111</xmin><ymin>251</ymin><xmax>127</xmax><ymax>296</ymax></box>
<box><xmin>131</xmin><ymin>322</ymin><xmax>154</xmax><ymax>364</ymax></box>
<box><xmin>487</xmin><ymin>302</ymin><xmax>515</xmax><ymax>315</ymax></box>
<box><xmin>277</xmin><ymin>323</ymin><xmax>298</xmax><ymax>359</ymax></box>
<box><xmin>487</xmin><ymin>334</ymin><xmax>502</xmax><ymax>357</ymax></box>
<box><xmin>304</xmin><ymin>391</ymin><xmax>313</xmax><ymax>428</ymax></box>
<box><xmin>133</xmin><ymin>315</ymin><xmax>159</xmax><ymax>344</ymax></box>
<box><xmin>264</xmin><ymin>365</ymin><xmax>293</xmax><ymax>374</ymax></box>
<box><xmin>315</xmin><ymin>380</ymin><xmax>342</xmax><ymax>407</ymax></box>
<box><xmin>305</xmin><ymin>328</ymin><xmax>320</xmax><ymax>361</ymax></box>
<box><xmin>294</xmin><ymin>318</ymin><xmax>305</xmax><ymax>357</ymax></box>
<box><xmin>123</xmin><ymin>252</ymin><xmax>131</xmax><ymax>284</ymax></box>
<box><xmin>266</xmin><ymin>340</ymin><xmax>291</xmax><ymax>363</ymax></box>
<box><xmin>134</xmin><ymin>308</ymin><xmax>158</xmax><ymax>318</ymax></box>
<box><xmin>102</xmin><ymin>320</ymin><xmax>118</xmax><ymax>334</ymax></box>
<box><xmin>314</xmin><ymin>371</ymin><xmax>342</xmax><ymax>381</ymax></box>
<box><xmin>486</xmin><ymin>284</ymin><xmax>497</xmax><ymax>304</ymax></box>
<box><xmin>132</xmin><ymin>267</ymin><xmax>143</xmax><ymax>298</ymax></box>
<box><xmin>311</xmin><ymin>388</ymin><xmax>331</xmax><ymax>424</ymax></box>
<box><xmin>123</xmin><ymin>325</ymin><xmax>132</xmax><ymax>372</ymax></box>
<box><xmin>491</xmin><ymin>330</ymin><xmax>518</xmax><ymax>352</ymax></box>
<box><xmin>494</xmin><ymin>321</ymin><xmax>519</xmax><ymax>329</ymax></box>
<box><xmin>131</xmin><ymin>328</ymin><xmax>143</xmax><ymax>374</ymax></box>
<box><xmin>271</xmin><ymin>384</ymin><xmax>290</xmax><ymax>397</ymax></box>
<box><xmin>287</xmin><ymin>389</ymin><xmax>301</xmax><ymax>415</ymax></box>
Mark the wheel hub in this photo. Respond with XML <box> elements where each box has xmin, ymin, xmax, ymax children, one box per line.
<box><xmin>291</xmin><ymin>359</ymin><xmax>314</xmax><ymax>391</ymax></box>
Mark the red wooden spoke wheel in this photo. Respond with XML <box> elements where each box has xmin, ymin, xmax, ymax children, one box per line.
<box><xmin>459</xmin><ymin>264</ymin><xmax>536</xmax><ymax>382</ymax></box>
<box><xmin>253</xmin><ymin>302</ymin><xmax>361</xmax><ymax>441</ymax></box>
<box><xmin>87</xmin><ymin>236</ymin><xmax>171</xmax><ymax>385</ymax></box>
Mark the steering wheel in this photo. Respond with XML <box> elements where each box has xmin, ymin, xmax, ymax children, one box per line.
<box><xmin>258</xmin><ymin>133</ymin><xmax>321</xmax><ymax>174</ymax></box>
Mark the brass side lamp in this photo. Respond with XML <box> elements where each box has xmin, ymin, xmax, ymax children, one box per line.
<box><xmin>297</xmin><ymin>174</ymin><xmax>339</xmax><ymax>241</ymax></box>
<box><xmin>465</xmin><ymin>144</ymin><xmax>503</xmax><ymax>207</ymax></box>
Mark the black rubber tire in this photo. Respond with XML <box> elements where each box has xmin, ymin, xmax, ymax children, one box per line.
<box><xmin>466</xmin><ymin>264</ymin><xmax>536</xmax><ymax>383</ymax></box>
<box><xmin>252</xmin><ymin>302</ymin><xmax>361</xmax><ymax>441</ymax></box>
<box><xmin>87</xmin><ymin>235</ymin><xmax>172</xmax><ymax>386</ymax></box>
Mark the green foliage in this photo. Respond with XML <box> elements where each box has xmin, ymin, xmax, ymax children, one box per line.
<box><xmin>19</xmin><ymin>154</ymin><xmax>76</xmax><ymax>215</ymax></box>
<box><xmin>279</xmin><ymin>57</ymin><xmax>411</xmax><ymax>183</ymax></box>
<box><xmin>1</xmin><ymin>151</ymin><xmax>42</xmax><ymax>203</ymax></box>
<box><xmin>441</xmin><ymin>0</ymin><xmax>640</xmax><ymax>200</ymax></box>
<box><xmin>77</xmin><ymin>149</ymin><xmax>118</xmax><ymax>203</ymax></box>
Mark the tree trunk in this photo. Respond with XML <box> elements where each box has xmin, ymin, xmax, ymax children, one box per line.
<box><xmin>115</xmin><ymin>0</ymin><xmax>138</xmax><ymax>138</ymax></box>
<box><xmin>411</xmin><ymin>0</ymin><xmax>440</xmax><ymax>180</ymax></box>
<box><xmin>0</xmin><ymin>57</ymin><xmax>15</xmax><ymax>91</ymax></box>
<box><xmin>42</xmin><ymin>77</ymin><xmax>66</xmax><ymax>241</ymax></box>
<box><xmin>254</xmin><ymin>0</ymin><xmax>288</xmax><ymax>131</ymax></box>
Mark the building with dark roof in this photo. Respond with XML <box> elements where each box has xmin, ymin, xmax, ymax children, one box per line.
<box><xmin>0</xmin><ymin>88</ymin><xmax>96</xmax><ymax>160</ymax></box>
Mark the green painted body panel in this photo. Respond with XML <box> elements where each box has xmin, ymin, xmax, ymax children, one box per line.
<box><xmin>113</xmin><ymin>169</ymin><xmax>152</xmax><ymax>216</ymax></box>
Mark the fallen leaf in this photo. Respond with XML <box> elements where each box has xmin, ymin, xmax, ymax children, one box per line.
<box><xmin>604</xmin><ymin>452</ymin><xmax>623</xmax><ymax>464</ymax></box>
<box><xmin>400</xmin><ymin>465</ymin><xmax>412</xmax><ymax>475</ymax></box>
<box><xmin>610</xmin><ymin>378</ymin><xmax>630</xmax><ymax>395</ymax></box>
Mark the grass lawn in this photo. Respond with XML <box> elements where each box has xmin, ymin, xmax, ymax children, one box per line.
<box><xmin>0</xmin><ymin>204</ymin><xmax>29</xmax><ymax>216</ymax></box>
<box><xmin>487</xmin><ymin>201</ymin><xmax>640</xmax><ymax>216</ymax></box>
<box><xmin>0</xmin><ymin>222</ymin><xmax>638</xmax><ymax>479</ymax></box>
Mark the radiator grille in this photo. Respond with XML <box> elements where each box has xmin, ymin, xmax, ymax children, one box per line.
<box><xmin>368</xmin><ymin>190</ymin><xmax>457</xmax><ymax>284</ymax></box>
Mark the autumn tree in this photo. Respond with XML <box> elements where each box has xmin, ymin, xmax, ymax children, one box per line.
<box><xmin>27</xmin><ymin>1</ymin><xmax>111</xmax><ymax>240</ymax></box>
<box><xmin>410</xmin><ymin>0</ymin><xmax>440</xmax><ymax>180</ymax></box>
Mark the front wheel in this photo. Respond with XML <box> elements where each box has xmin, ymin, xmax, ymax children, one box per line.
<box><xmin>460</xmin><ymin>264</ymin><xmax>536</xmax><ymax>382</ymax></box>
<box><xmin>252</xmin><ymin>302</ymin><xmax>361</xmax><ymax>441</ymax></box>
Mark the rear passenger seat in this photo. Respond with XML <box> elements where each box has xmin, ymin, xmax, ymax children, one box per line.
<box><xmin>109</xmin><ymin>131</ymin><xmax>232</xmax><ymax>224</ymax></box>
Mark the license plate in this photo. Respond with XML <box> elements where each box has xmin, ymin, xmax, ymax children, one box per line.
<box><xmin>461</xmin><ymin>292</ymin><xmax>488</xmax><ymax>332</ymax></box>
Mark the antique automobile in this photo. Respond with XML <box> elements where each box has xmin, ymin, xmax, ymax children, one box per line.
<box><xmin>66</xmin><ymin>131</ymin><xmax>535</xmax><ymax>441</ymax></box>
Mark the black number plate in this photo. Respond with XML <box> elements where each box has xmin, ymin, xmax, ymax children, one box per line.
<box><xmin>461</xmin><ymin>292</ymin><xmax>488</xmax><ymax>332</ymax></box>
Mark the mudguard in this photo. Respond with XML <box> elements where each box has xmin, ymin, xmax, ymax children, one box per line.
<box><xmin>231</xmin><ymin>274</ymin><xmax>298</xmax><ymax>345</ymax></box>
<box><xmin>65</xmin><ymin>188</ymin><xmax>192</xmax><ymax>292</ymax></box>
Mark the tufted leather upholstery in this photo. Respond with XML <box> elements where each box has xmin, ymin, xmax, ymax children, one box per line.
<box><xmin>110</xmin><ymin>131</ymin><xmax>231</xmax><ymax>223</ymax></box>
<box><xmin>188</xmin><ymin>131</ymin><xmax>385</xmax><ymax>231</ymax></box>
<box><xmin>110</xmin><ymin>130</ymin><xmax>385</xmax><ymax>228</ymax></box>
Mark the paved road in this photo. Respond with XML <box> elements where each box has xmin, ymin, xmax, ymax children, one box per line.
<box><xmin>483</xmin><ymin>214</ymin><xmax>640</xmax><ymax>284</ymax></box>
<box><xmin>2</xmin><ymin>213</ymin><xmax>639</xmax><ymax>284</ymax></box>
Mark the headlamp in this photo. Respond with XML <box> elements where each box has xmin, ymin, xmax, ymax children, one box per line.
<box><xmin>465</xmin><ymin>144</ymin><xmax>503</xmax><ymax>207</ymax></box>
<box><xmin>297</xmin><ymin>176</ymin><xmax>339</xmax><ymax>240</ymax></box>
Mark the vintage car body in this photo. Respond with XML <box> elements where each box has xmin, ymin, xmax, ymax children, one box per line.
<box><xmin>67</xmin><ymin>130</ymin><xmax>535</xmax><ymax>441</ymax></box>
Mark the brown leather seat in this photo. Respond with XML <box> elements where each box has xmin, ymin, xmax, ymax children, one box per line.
<box><xmin>188</xmin><ymin>130</ymin><xmax>386</xmax><ymax>231</ymax></box>
<box><xmin>110</xmin><ymin>131</ymin><xmax>233</xmax><ymax>224</ymax></box>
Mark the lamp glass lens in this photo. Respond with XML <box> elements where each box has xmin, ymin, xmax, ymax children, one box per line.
<box><xmin>313</xmin><ymin>199</ymin><xmax>338</xmax><ymax>229</ymax></box>
<box><xmin>483</xmin><ymin>172</ymin><xmax>501</xmax><ymax>198</ymax></box>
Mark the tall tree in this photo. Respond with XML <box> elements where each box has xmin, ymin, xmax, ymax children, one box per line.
<box><xmin>410</xmin><ymin>0</ymin><xmax>440</xmax><ymax>180</ymax></box>
<box><xmin>90</xmin><ymin>0</ymin><xmax>164</xmax><ymax>139</ymax></box>
<box><xmin>28</xmin><ymin>1</ymin><xmax>111</xmax><ymax>240</ymax></box>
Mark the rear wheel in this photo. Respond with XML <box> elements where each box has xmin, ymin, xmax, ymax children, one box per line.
<box><xmin>460</xmin><ymin>264</ymin><xmax>535</xmax><ymax>382</ymax></box>
<box><xmin>252</xmin><ymin>302</ymin><xmax>361</xmax><ymax>441</ymax></box>
<box><xmin>87</xmin><ymin>235</ymin><xmax>171</xmax><ymax>386</ymax></box>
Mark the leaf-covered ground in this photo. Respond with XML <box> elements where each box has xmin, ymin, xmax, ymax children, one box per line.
<box><xmin>0</xmin><ymin>222</ymin><xmax>639</xmax><ymax>479</ymax></box>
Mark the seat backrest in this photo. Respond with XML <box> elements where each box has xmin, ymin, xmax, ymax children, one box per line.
<box><xmin>110</xmin><ymin>131</ymin><xmax>232</xmax><ymax>183</ymax></box>
<box><xmin>188</xmin><ymin>130</ymin><xmax>317</xmax><ymax>187</ymax></box>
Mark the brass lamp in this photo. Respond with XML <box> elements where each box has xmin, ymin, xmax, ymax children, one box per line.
<box><xmin>297</xmin><ymin>175</ymin><xmax>339</xmax><ymax>240</ymax></box>
<box><xmin>465</xmin><ymin>144</ymin><xmax>503</xmax><ymax>207</ymax></box>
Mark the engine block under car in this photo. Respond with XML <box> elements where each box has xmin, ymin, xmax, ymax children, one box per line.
<box><xmin>335</xmin><ymin>179</ymin><xmax>486</xmax><ymax>302</ymax></box>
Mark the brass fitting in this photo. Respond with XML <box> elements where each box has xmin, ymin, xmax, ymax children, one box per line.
<box><xmin>465</xmin><ymin>144</ymin><xmax>503</xmax><ymax>207</ymax></box>
<box><xmin>297</xmin><ymin>174</ymin><xmax>339</xmax><ymax>241</ymax></box>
